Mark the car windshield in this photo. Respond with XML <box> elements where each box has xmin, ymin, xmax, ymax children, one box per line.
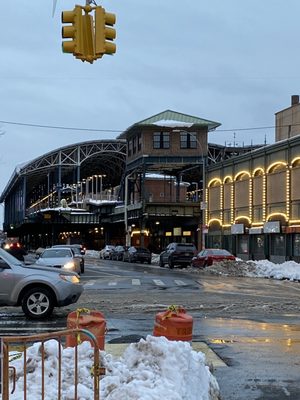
<box><xmin>212</xmin><ymin>249</ymin><xmax>231</xmax><ymax>256</ymax></box>
<box><xmin>53</xmin><ymin>246</ymin><xmax>81</xmax><ymax>255</ymax></box>
<box><xmin>42</xmin><ymin>249</ymin><xmax>72</xmax><ymax>258</ymax></box>
<box><xmin>177</xmin><ymin>244</ymin><xmax>195</xmax><ymax>250</ymax></box>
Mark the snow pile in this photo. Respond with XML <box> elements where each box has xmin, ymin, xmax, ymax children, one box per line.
<box><xmin>85</xmin><ymin>249</ymin><xmax>100</xmax><ymax>258</ymax></box>
<box><xmin>191</xmin><ymin>260</ymin><xmax>257</xmax><ymax>277</ymax></box>
<box><xmin>192</xmin><ymin>259</ymin><xmax>300</xmax><ymax>282</ymax></box>
<box><xmin>252</xmin><ymin>259</ymin><xmax>300</xmax><ymax>281</ymax></box>
<box><xmin>8</xmin><ymin>335</ymin><xmax>220</xmax><ymax>400</ymax></box>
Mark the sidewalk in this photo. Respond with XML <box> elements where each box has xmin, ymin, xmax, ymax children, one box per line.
<box><xmin>105</xmin><ymin>341</ymin><xmax>226</xmax><ymax>369</ymax></box>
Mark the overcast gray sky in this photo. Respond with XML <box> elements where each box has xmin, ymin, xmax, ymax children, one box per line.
<box><xmin>0</xmin><ymin>0</ymin><xmax>299</xmax><ymax>226</ymax></box>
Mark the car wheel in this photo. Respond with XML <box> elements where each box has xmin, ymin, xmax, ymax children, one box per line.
<box><xmin>159</xmin><ymin>258</ymin><xmax>164</xmax><ymax>268</ymax></box>
<box><xmin>21</xmin><ymin>287</ymin><xmax>55</xmax><ymax>319</ymax></box>
<box><xmin>168</xmin><ymin>258</ymin><xmax>174</xmax><ymax>269</ymax></box>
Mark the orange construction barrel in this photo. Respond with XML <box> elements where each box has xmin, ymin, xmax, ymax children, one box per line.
<box><xmin>153</xmin><ymin>305</ymin><xmax>193</xmax><ymax>342</ymax></box>
<box><xmin>66</xmin><ymin>308</ymin><xmax>106</xmax><ymax>349</ymax></box>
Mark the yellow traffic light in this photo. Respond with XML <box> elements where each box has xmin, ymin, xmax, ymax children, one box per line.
<box><xmin>95</xmin><ymin>6</ymin><xmax>116</xmax><ymax>57</ymax></box>
<box><xmin>80</xmin><ymin>13</ymin><xmax>95</xmax><ymax>63</ymax></box>
<box><xmin>61</xmin><ymin>6</ymin><xmax>83</xmax><ymax>56</ymax></box>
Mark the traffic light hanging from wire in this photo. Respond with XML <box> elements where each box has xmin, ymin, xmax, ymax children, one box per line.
<box><xmin>95</xmin><ymin>6</ymin><xmax>116</xmax><ymax>57</ymax></box>
<box><xmin>61</xmin><ymin>6</ymin><xmax>84</xmax><ymax>57</ymax></box>
<box><xmin>61</xmin><ymin>5</ymin><xmax>116</xmax><ymax>64</ymax></box>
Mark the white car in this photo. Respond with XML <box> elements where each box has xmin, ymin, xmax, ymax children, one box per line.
<box><xmin>99</xmin><ymin>245</ymin><xmax>115</xmax><ymax>259</ymax></box>
<box><xmin>35</xmin><ymin>248</ymin><xmax>81</xmax><ymax>274</ymax></box>
<box><xmin>0</xmin><ymin>248</ymin><xmax>83</xmax><ymax>319</ymax></box>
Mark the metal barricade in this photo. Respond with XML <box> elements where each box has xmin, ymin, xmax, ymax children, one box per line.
<box><xmin>1</xmin><ymin>328</ymin><xmax>105</xmax><ymax>400</ymax></box>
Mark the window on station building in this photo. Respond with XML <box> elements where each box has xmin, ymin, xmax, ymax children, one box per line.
<box><xmin>153</xmin><ymin>132</ymin><xmax>170</xmax><ymax>149</ymax></box>
<box><xmin>138</xmin><ymin>133</ymin><xmax>142</xmax><ymax>151</ymax></box>
<box><xmin>133</xmin><ymin>137</ymin><xmax>137</xmax><ymax>154</ymax></box>
<box><xmin>180</xmin><ymin>132</ymin><xmax>197</xmax><ymax>149</ymax></box>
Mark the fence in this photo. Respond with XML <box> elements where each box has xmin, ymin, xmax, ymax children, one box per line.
<box><xmin>0</xmin><ymin>328</ymin><xmax>105</xmax><ymax>400</ymax></box>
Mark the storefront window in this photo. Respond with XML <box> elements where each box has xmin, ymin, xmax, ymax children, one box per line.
<box><xmin>270</xmin><ymin>234</ymin><xmax>285</xmax><ymax>256</ymax></box>
<box><xmin>252</xmin><ymin>235</ymin><xmax>264</xmax><ymax>255</ymax></box>
<box><xmin>293</xmin><ymin>234</ymin><xmax>300</xmax><ymax>256</ymax></box>
<box><xmin>237</xmin><ymin>235</ymin><xmax>248</xmax><ymax>254</ymax></box>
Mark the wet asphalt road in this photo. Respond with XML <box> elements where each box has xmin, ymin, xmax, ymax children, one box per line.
<box><xmin>1</xmin><ymin>256</ymin><xmax>300</xmax><ymax>399</ymax></box>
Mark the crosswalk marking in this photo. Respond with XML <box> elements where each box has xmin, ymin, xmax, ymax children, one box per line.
<box><xmin>83</xmin><ymin>278</ymin><xmax>191</xmax><ymax>288</ymax></box>
<box><xmin>174</xmin><ymin>280</ymin><xmax>187</xmax><ymax>286</ymax></box>
<box><xmin>153</xmin><ymin>279</ymin><xmax>165</xmax><ymax>286</ymax></box>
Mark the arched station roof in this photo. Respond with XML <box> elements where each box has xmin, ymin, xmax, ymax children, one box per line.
<box><xmin>0</xmin><ymin>139</ymin><xmax>127</xmax><ymax>201</ymax></box>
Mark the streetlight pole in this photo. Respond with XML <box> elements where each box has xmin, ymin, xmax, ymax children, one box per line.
<box><xmin>124</xmin><ymin>172</ymin><xmax>135</xmax><ymax>247</ymax></box>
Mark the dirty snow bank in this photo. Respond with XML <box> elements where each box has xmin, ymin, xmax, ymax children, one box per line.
<box><xmin>8</xmin><ymin>335</ymin><xmax>220</xmax><ymax>400</ymax></box>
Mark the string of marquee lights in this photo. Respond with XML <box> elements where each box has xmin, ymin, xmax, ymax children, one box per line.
<box><xmin>1</xmin><ymin>119</ymin><xmax>300</xmax><ymax>133</ymax></box>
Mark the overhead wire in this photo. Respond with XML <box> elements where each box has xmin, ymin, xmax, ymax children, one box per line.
<box><xmin>0</xmin><ymin>118</ymin><xmax>299</xmax><ymax>134</ymax></box>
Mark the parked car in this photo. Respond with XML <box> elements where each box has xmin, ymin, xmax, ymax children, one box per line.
<box><xmin>0</xmin><ymin>248</ymin><xmax>83</xmax><ymax>319</ymax></box>
<box><xmin>35</xmin><ymin>248</ymin><xmax>81</xmax><ymax>274</ymax></box>
<box><xmin>3</xmin><ymin>242</ymin><xmax>27</xmax><ymax>261</ymax></box>
<box><xmin>159</xmin><ymin>242</ymin><xmax>197</xmax><ymax>269</ymax></box>
<box><xmin>111</xmin><ymin>245</ymin><xmax>126</xmax><ymax>261</ymax></box>
<box><xmin>191</xmin><ymin>248</ymin><xmax>236</xmax><ymax>268</ymax></box>
<box><xmin>99</xmin><ymin>245</ymin><xmax>115</xmax><ymax>259</ymax></box>
<box><xmin>123</xmin><ymin>246</ymin><xmax>152</xmax><ymax>264</ymax></box>
<box><xmin>52</xmin><ymin>244</ymin><xmax>85</xmax><ymax>273</ymax></box>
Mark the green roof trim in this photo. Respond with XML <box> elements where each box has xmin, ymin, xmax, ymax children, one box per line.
<box><xmin>118</xmin><ymin>109</ymin><xmax>221</xmax><ymax>138</ymax></box>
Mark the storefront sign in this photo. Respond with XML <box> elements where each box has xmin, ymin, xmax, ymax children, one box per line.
<box><xmin>263</xmin><ymin>221</ymin><xmax>280</xmax><ymax>233</ymax></box>
<box><xmin>231</xmin><ymin>224</ymin><xmax>244</xmax><ymax>234</ymax></box>
<box><xmin>249</xmin><ymin>227</ymin><xmax>263</xmax><ymax>234</ymax></box>
<box><xmin>173</xmin><ymin>227</ymin><xmax>182</xmax><ymax>236</ymax></box>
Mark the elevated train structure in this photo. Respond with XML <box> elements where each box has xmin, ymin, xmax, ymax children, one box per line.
<box><xmin>0</xmin><ymin>138</ymin><xmax>260</xmax><ymax>251</ymax></box>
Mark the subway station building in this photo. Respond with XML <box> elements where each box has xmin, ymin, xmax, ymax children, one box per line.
<box><xmin>0</xmin><ymin>110</ymin><xmax>258</xmax><ymax>252</ymax></box>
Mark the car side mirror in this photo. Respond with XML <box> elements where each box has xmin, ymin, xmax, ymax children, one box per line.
<box><xmin>35</xmin><ymin>254</ymin><xmax>40</xmax><ymax>259</ymax></box>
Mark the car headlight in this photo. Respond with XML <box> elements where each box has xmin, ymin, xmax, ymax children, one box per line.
<box><xmin>60</xmin><ymin>274</ymin><xmax>80</xmax><ymax>284</ymax></box>
<box><xmin>64</xmin><ymin>261</ymin><xmax>75</xmax><ymax>270</ymax></box>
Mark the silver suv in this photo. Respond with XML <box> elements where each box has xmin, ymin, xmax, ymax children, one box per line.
<box><xmin>0</xmin><ymin>248</ymin><xmax>83</xmax><ymax>319</ymax></box>
<box><xmin>159</xmin><ymin>242</ymin><xmax>197</xmax><ymax>269</ymax></box>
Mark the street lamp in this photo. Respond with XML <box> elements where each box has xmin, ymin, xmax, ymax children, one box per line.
<box><xmin>173</xmin><ymin>129</ymin><xmax>207</xmax><ymax>250</ymax></box>
<box><xmin>124</xmin><ymin>172</ymin><xmax>135</xmax><ymax>247</ymax></box>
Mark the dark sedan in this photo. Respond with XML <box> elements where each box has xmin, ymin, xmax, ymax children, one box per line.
<box><xmin>123</xmin><ymin>246</ymin><xmax>152</xmax><ymax>264</ymax></box>
<box><xmin>111</xmin><ymin>245</ymin><xmax>126</xmax><ymax>261</ymax></box>
<box><xmin>191</xmin><ymin>248</ymin><xmax>236</xmax><ymax>268</ymax></box>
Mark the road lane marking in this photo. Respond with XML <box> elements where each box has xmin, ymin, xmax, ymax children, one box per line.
<box><xmin>132</xmin><ymin>279</ymin><xmax>141</xmax><ymax>285</ymax></box>
<box><xmin>153</xmin><ymin>279</ymin><xmax>165</xmax><ymax>286</ymax></box>
<box><xmin>84</xmin><ymin>280</ymin><xmax>96</xmax><ymax>286</ymax></box>
<box><xmin>108</xmin><ymin>281</ymin><xmax>117</xmax><ymax>286</ymax></box>
<box><xmin>174</xmin><ymin>280</ymin><xmax>187</xmax><ymax>286</ymax></box>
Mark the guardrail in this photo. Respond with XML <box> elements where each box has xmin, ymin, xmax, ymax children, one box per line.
<box><xmin>0</xmin><ymin>329</ymin><xmax>105</xmax><ymax>400</ymax></box>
